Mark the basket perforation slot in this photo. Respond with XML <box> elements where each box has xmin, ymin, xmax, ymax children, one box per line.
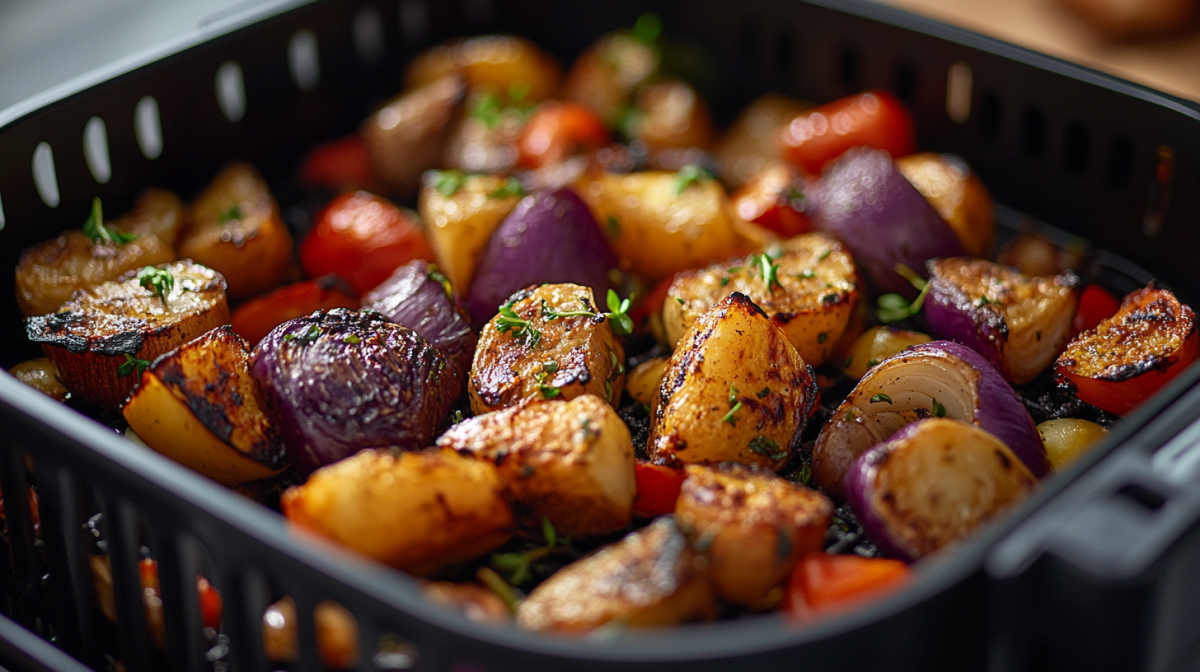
<box><xmin>289</xmin><ymin>29</ymin><xmax>322</xmax><ymax>93</ymax></box>
<box><xmin>0</xmin><ymin>445</ymin><xmax>39</xmax><ymax>604</ymax></box>
<box><xmin>1019</xmin><ymin>105</ymin><xmax>1047</xmax><ymax>159</ymax></box>
<box><xmin>1064</xmin><ymin>119</ymin><xmax>1091</xmax><ymax>176</ymax></box>
<box><xmin>82</xmin><ymin>117</ymin><xmax>113</xmax><ymax>185</ymax></box>
<box><xmin>353</xmin><ymin>6</ymin><xmax>387</xmax><ymax>67</ymax></box>
<box><xmin>98</xmin><ymin>497</ymin><xmax>156</xmax><ymax>671</ymax></box>
<box><xmin>289</xmin><ymin>589</ymin><xmax>326</xmax><ymax>671</ymax></box>
<box><xmin>224</xmin><ymin>566</ymin><xmax>271</xmax><ymax>672</ymax></box>
<box><xmin>151</xmin><ymin>533</ymin><xmax>207</xmax><ymax>672</ymax></box>
<box><xmin>977</xmin><ymin>91</ymin><xmax>1001</xmax><ymax>141</ymax></box>
<box><xmin>1108</xmin><ymin>133</ymin><xmax>1135</xmax><ymax>188</ymax></box>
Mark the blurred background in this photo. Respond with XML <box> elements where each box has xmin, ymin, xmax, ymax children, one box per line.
<box><xmin>2</xmin><ymin>0</ymin><xmax>1198</xmax><ymax>112</ymax></box>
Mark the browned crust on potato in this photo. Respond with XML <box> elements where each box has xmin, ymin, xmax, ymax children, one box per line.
<box><xmin>362</xmin><ymin>75</ymin><xmax>466</xmax><ymax>196</ymax></box>
<box><xmin>1058</xmin><ymin>287</ymin><xmax>1195</xmax><ymax>381</ymax></box>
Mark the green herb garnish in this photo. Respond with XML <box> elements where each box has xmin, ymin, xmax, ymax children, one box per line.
<box><xmin>495</xmin><ymin>299</ymin><xmax>542</xmax><ymax>348</ymax></box>
<box><xmin>476</xmin><ymin>567</ymin><xmax>521</xmax><ymax>613</ymax></box>
<box><xmin>137</xmin><ymin>266</ymin><xmax>174</xmax><ymax>306</ymax></box>
<box><xmin>432</xmin><ymin>170</ymin><xmax>466</xmax><ymax>197</ymax></box>
<box><xmin>798</xmin><ymin>268</ymin><xmax>816</xmax><ymax>280</ymax></box>
<box><xmin>452</xmin><ymin>410</ymin><xmax>464</xmax><ymax>424</ymax></box>
<box><xmin>116</xmin><ymin>354</ymin><xmax>150</xmax><ymax>378</ymax></box>
<box><xmin>489</xmin><ymin>518</ymin><xmax>571</xmax><ymax>586</ymax></box>
<box><xmin>877</xmin><ymin>283</ymin><xmax>930</xmax><ymax>324</ymax></box>
<box><xmin>974</xmin><ymin>295</ymin><xmax>991</xmax><ymax>307</ymax></box>
<box><xmin>932</xmin><ymin>398</ymin><xmax>947</xmax><ymax>417</ymax></box>
<box><xmin>674</xmin><ymin>296</ymin><xmax>684</xmax><ymax>305</ymax></box>
<box><xmin>871</xmin><ymin>393</ymin><xmax>893</xmax><ymax>404</ymax></box>
<box><xmin>82</xmin><ymin>198</ymin><xmax>138</xmax><ymax>245</ymax></box>
<box><xmin>469</xmin><ymin>92</ymin><xmax>504</xmax><ymax>128</ymax></box>
<box><xmin>606</xmin><ymin>215</ymin><xmax>621</xmax><ymax>239</ymax></box>
<box><xmin>489</xmin><ymin>177</ymin><xmax>525</xmax><ymax>199</ymax></box>
<box><xmin>343</xmin><ymin>334</ymin><xmax>361</xmax><ymax>344</ymax></box>
<box><xmin>543</xmin><ymin>360</ymin><xmax>559</xmax><ymax>374</ymax></box>
<box><xmin>748</xmin><ymin>435</ymin><xmax>786</xmax><ymax>461</ymax></box>
<box><xmin>604</xmin><ymin>289</ymin><xmax>633</xmax><ymax>335</ymax></box>
<box><xmin>721</xmin><ymin>384</ymin><xmax>743</xmax><ymax>426</ymax></box>
<box><xmin>284</xmin><ymin>323</ymin><xmax>322</xmax><ymax>345</ymax></box>
<box><xmin>867</xmin><ymin>359</ymin><xmax>880</xmax><ymax>368</ymax></box>
<box><xmin>673</xmin><ymin>164</ymin><xmax>713</xmax><ymax>195</ymax></box>
<box><xmin>845</xmin><ymin>407</ymin><xmax>859</xmax><ymax>422</ymax></box>
<box><xmin>217</xmin><ymin>204</ymin><xmax>243</xmax><ymax>225</ymax></box>
<box><xmin>757</xmin><ymin>386</ymin><xmax>771</xmax><ymax>399</ymax></box>
<box><xmin>427</xmin><ymin>267</ymin><xmax>454</xmax><ymax>300</ymax></box>
<box><xmin>793</xmin><ymin>462</ymin><xmax>813</xmax><ymax>487</ymax></box>
<box><xmin>818</xmin><ymin>332</ymin><xmax>828</xmax><ymax>344</ymax></box>
<box><xmin>816</xmin><ymin>249</ymin><xmax>832</xmax><ymax>262</ymax></box>
<box><xmin>753</xmin><ymin>253</ymin><xmax>783</xmax><ymax>293</ymax></box>
<box><xmin>631</xmin><ymin>12</ymin><xmax>663</xmax><ymax>44</ymax></box>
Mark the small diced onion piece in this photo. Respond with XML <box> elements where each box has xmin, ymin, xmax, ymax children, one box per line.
<box><xmin>841</xmin><ymin>326</ymin><xmax>931</xmax><ymax>380</ymax></box>
<box><xmin>1037</xmin><ymin>418</ymin><xmax>1109</xmax><ymax>470</ymax></box>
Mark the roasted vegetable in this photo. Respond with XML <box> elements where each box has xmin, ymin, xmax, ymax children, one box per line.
<box><xmin>438</xmin><ymin>394</ymin><xmax>636</xmax><ymax>537</ymax></box>
<box><xmin>470</xmin><ymin>284</ymin><xmax>625</xmax><ymax>414</ymax></box>
<box><xmin>418</xmin><ymin>171</ymin><xmax>523</xmax><ymax>293</ymax></box>
<box><xmin>261</xmin><ymin>597</ymin><xmax>362</xmax><ymax>668</ymax></box>
<box><xmin>730</xmin><ymin>162</ymin><xmax>815</xmax><ymax>238</ymax></box>
<box><xmin>715</xmin><ymin>94</ymin><xmax>813</xmax><ymax>190</ymax></box>
<box><xmin>1037</xmin><ymin>418</ymin><xmax>1109</xmax><ymax>470</ymax></box>
<box><xmin>813</xmin><ymin>340</ymin><xmax>1047</xmax><ymax>500</ymax></box>
<box><xmin>815</xmin><ymin>147</ymin><xmax>965</xmax><ymax>298</ymax></box>
<box><xmin>779</xmin><ymin>91</ymin><xmax>915</xmax><ymax>176</ymax></box>
<box><xmin>840</xmin><ymin>326</ymin><xmax>931</xmax><ymax>380</ymax></box>
<box><xmin>179</xmin><ymin>164</ymin><xmax>293</xmax><ymax>300</ymax></box>
<box><xmin>925</xmin><ymin>258</ymin><xmax>1080</xmax><ymax>385</ymax></box>
<box><xmin>422</xmin><ymin>582</ymin><xmax>510</xmax><ymax>624</ymax></box>
<box><xmin>576</xmin><ymin>168</ymin><xmax>754</xmax><ymax>281</ymax></box>
<box><xmin>1073</xmin><ymin>284</ymin><xmax>1121</xmax><ymax>335</ymax></box>
<box><xmin>282</xmin><ymin>448</ymin><xmax>514</xmax><ymax>575</ymax></box>
<box><xmin>662</xmin><ymin>233</ymin><xmax>860</xmax><ymax>366</ymax></box>
<box><xmin>361</xmin><ymin>75</ymin><xmax>466</xmax><ymax>197</ymax></box>
<box><xmin>465</xmin><ymin>187</ymin><xmax>619</xmax><ymax>329</ymax></box>
<box><xmin>632</xmin><ymin>461</ymin><xmax>687</xmax><ymax>518</ymax></box>
<box><xmin>516</xmin><ymin>102</ymin><xmax>611</xmax><ymax>168</ymax></box>
<box><xmin>561</xmin><ymin>22</ymin><xmax>659</xmax><ymax>126</ymax></box>
<box><xmin>784</xmin><ymin>553</ymin><xmax>911</xmax><ymax>621</ymax></box>
<box><xmin>299</xmin><ymin>191</ymin><xmax>435</xmax><ymax>296</ymax></box>
<box><xmin>845</xmin><ymin>417</ymin><xmax>1037</xmax><ymax>561</ymax></box>
<box><xmin>1055</xmin><ymin>287</ymin><xmax>1198</xmax><ymax>415</ymax></box>
<box><xmin>299</xmin><ymin>134</ymin><xmax>375</xmax><ymax>192</ymax></box>
<box><xmin>625</xmin><ymin>356</ymin><xmax>668</xmax><ymax>407</ymax></box>
<box><xmin>362</xmin><ymin>260</ymin><xmax>476</xmax><ymax>378</ymax></box>
<box><xmin>7</xmin><ymin>358</ymin><xmax>69</xmax><ymax>402</ymax></box>
<box><xmin>627</xmin><ymin>79</ymin><xmax>715</xmax><ymax>151</ymax></box>
<box><xmin>895</xmin><ymin>152</ymin><xmax>995</xmax><ymax>258</ymax></box>
<box><xmin>251</xmin><ymin>308</ymin><xmax>459</xmax><ymax>475</ymax></box>
<box><xmin>675</xmin><ymin>463</ymin><xmax>832</xmax><ymax>606</ymax></box>
<box><xmin>26</xmin><ymin>261</ymin><xmax>229</xmax><ymax>409</ymax></box>
<box><xmin>123</xmin><ymin>326</ymin><xmax>286</xmax><ymax>486</ymax></box>
<box><xmin>650</xmin><ymin>293</ymin><xmax>817</xmax><ymax>470</ymax></box>
<box><xmin>16</xmin><ymin>190</ymin><xmax>183</xmax><ymax>316</ymax></box>
<box><xmin>440</xmin><ymin>91</ymin><xmax>524</xmax><ymax>174</ymax></box>
<box><xmin>231</xmin><ymin>276</ymin><xmax>359</xmax><ymax>346</ymax></box>
<box><xmin>405</xmin><ymin>35</ymin><xmax>561</xmax><ymax>103</ymax></box>
<box><xmin>515</xmin><ymin>517</ymin><xmax>714</xmax><ymax>633</ymax></box>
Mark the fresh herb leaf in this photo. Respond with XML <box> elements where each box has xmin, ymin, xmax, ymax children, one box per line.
<box><xmin>867</xmin><ymin>359</ymin><xmax>880</xmax><ymax>368</ymax></box>
<box><xmin>495</xmin><ymin>300</ymin><xmax>542</xmax><ymax>348</ymax></box>
<box><xmin>452</xmin><ymin>410</ymin><xmax>464</xmax><ymax>424</ymax></box>
<box><xmin>488</xmin><ymin>519</ymin><xmax>570</xmax><ymax>586</ymax></box>
<box><xmin>427</xmin><ymin>267</ymin><xmax>454</xmax><ymax>300</ymax></box>
<box><xmin>82</xmin><ymin>198</ymin><xmax>138</xmax><ymax>245</ymax></box>
<box><xmin>137</xmin><ymin>266</ymin><xmax>174</xmax><ymax>305</ymax></box>
<box><xmin>974</xmin><ymin>295</ymin><xmax>991</xmax><ymax>307</ymax></box>
<box><xmin>217</xmin><ymin>204</ymin><xmax>243</xmax><ymax>224</ymax></box>
<box><xmin>816</xmin><ymin>249</ymin><xmax>832</xmax><ymax>262</ymax></box>
<box><xmin>721</xmin><ymin>384</ymin><xmax>742</xmax><ymax>426</ymax></box>
<box><xmin>543</xmin><ymin>360</ymin><xmax>559</xmax><ymax>374</ymax></box>
<box><xmin>871</xmin><ymin>393</ymin><xmax>893</xmax><ymax>404</ymax></box>
<box><xmin>798</xmin><ymin>268</ymin><xmax>816</xmax><ymax>279</ymax></box>
<box><xmin>489</xmin><ymin>177</ymin><xmax>525</xmax><ymax>199</ymax></box>
<box><xmin>540</xmin><ymin>300</ymin><xmax>596</xmax><ymax>321</ymax></box>
<box><xmin>468</xmin><ymin>92</ymin><xmax>504</xmax><ymax>128</ymax></box>
<box><xmin>541</xmin><ymin>517</ymin><xmax>557</xmax><ymax>548</ymax></box>
<box><xmin>794</xmin><ymin>462</ymin><xmax>813</xmax><ymax>487</ymax></box>
<box><xmin>845</xmin><ymin>407</ymin><xmax>859</xmax><ymax>422</ymax></box>
<box><xmin>755</xmin><ymin>253</ymin><xmax>783</xmax><ymax>292</ymax></box>
<box><xmin>431</xmin><ymin>170</ymin><xmax>466</xmax><ymax>197</ymax></box>
<box><xmin>876</xmin><ymin>282</ymin><xmax>930</xmax><ymax>323</ymax></box>
<box><xmin>821</xmin><ymin>294</ymin><xmax>838</xmax><ymax>303</ymax></box>
<box><xmin>342</xmin><ymin>334</ymin><xmax>361</xmax><ymax>344</ymax></box>
<box><xmin>817</xmin><ymin>332</ymin><xmax>828</xmax><ymax>344</ymax></box>
<box><xmin>603</xmin><ymin>289</ymin><xmax>633</xmax><ymax>336</ymax></box>
<box><xmin>674</xmin><ymin>296</ymin><xmax>684</xmax><ymax>305</ymax></box>
<box><xmin>932</xmin><ymin>398</ymin><xmax>947</xmax><ymax>417</ymax></box>
<box><xmin>757</xmin><ymin>386</ymin><xmax>771</xmax><ymax>399</ymax></box>
<box><xmin>475</xmin><ymin>567</ymin><xmax>521</xmax><ymax>613</ymax></box>
<box><xmin>748</xmin><ymin>435</ymin><xmax>786</xmax><ymax>461</ymax></box>
<box><xmin>284</xmin><ymin>323</ymin><xmax>322</xmax><ymax>345</ymax></box>
<box><xmin>606</xmin><ymin>215</ymin><xmax>621</xmax><ymax>239</ymax></box>
<box><xmin>720</xmin><ymin>276</ymin><xmax>731</xmax><ymax>287</ymax></box>
<box><xmin>894</xmin><ymin>263</ymin><xmax>928</xmax><ymax>291</ymax></box>
<box><xmin>673</xmin><ymin>164</ymin><xmax>713</xmax><ymax>195</ymax></box>
<box><xmin>536</xmin><ymin>370</ymin><xmax>560</xmax><ymax>399</ymax></box>
<box><xmin>116</xmin><ymin>354</ymin><xmax>150</xmax><ymax>378</ymax></box>
<box><xmin>631</xmin><ymin>12</ymin><xmax>663</xmax><ymax>44</ymax></box>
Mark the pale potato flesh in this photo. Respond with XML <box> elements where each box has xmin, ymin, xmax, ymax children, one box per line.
<box><xmin>625</xmin><ymin>356</ymin><xmax>668</xmax><ymax>407</ymax></box>
<box><xmin>438</xmin><ymin>394</ymin><xmax>636</xmax><ymax>537</ymax></box>
<box><xmin>418</xmin><ymin>173</ymin><xmax>521</xmax><ymax>292</ymax></box>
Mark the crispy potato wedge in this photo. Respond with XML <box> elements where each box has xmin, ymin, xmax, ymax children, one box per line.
<box><xmin>714</xmin><ymin>94</ymin><xmax>814</xmax><ymax>190</ymax></box>
<box><xmin>281</xmin><ymin>448</ymin><xmax>514</xmax><ymax>576</ymax></box>
<box><xmin>7</xmin><ymin>358</ymin><xmax>69</xmax><ymax>402</ymax></box>
<box><xmin>895</xmin><ymin>152</ymin><xmax>995</xmax><ymax>258</ymax></box>
<box><xmin>26</xmin><ymin>261</ymin><xmax>229</xmax><ymax>409</ymax></box>
<box><xmin>626</xmin><ymin>356</ymin><xmax>668</xmax><ymax>407</ymax></box>
<box><xmin>418</xmin><ymin>172</ymin><xmax>522</xmax><ymax>291</ymax></box>
<box><xmin>650</xmin><ymin>293</ymin><xmax>816</xmax><ymax>470</ymax></box>
<box><xmin>438</xmin><ymin>395</ymin><xmax>635</xmax><ymax>537</ymax></box>
<box><xmin>470</xmin><ymin>284</ymin><xmax>625</xmax><ymax>414</ymax></box>
<box><xmin>675</xmin><ymin>464</ymin><xmax>832</xmax><ymax>606</ymax></box>
<box><xmin>180</xmin><ymin>164</ymin><xmax>293</xmax><ymax>300</ymax></box>
<box><xmin>575</xmin><ymin>169</ymin><xmax>755</xmax><ymax>281</ymax></box>
<box><xmin>405</xmin><ymin>36</ymin><xmax>561</xmax><ymax>103</ymax></box>
<box><xmin>123</xmin><ymin>326</ymin><xmax>286</xmax><ymax>486</ymax></box>
<box><xmin>516</xmin><ymin>517</ymin><xmax>714</xmax><ymax>633</ymax></box>
<box><xmin>663</xmin><ymin>233</ymin><xmax>859</xmax><ymax>366</ymax></box>
<box><xmin>16</xmin><ymin>189</ymin><xmax>183</xmax><ymax>316</ymax></box>
<box><xmin>362</xmin><ymin>75</ymin><xmax>466</xmax><ymax>197</ymax></box>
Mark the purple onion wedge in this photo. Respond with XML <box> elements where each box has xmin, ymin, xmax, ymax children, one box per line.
<box><xmin>362</xmin><ymin>260</ymin><xmax>477</xmax><ymax>377</ymax></box>
<box><xmin>250</xmin><ymin>308</ymin><xmax>459</xmax><ymax>475</ymax></box>
<box><xmin>466</xmin><ymin>187</ymin><xmax>619</xmax><ymax>329</ymax></box>
<box><xmin>812</xmin><ymin>339</ymin><xmax>1047</xmax><ymax>499</ymax></box>
<box><xmin>924</xmin><ymin>258</ymin><xmax>1079</xmax><ymax>385</ymax></box>
<box><xmin>814</xmin><ymin>147</ymin><xmax>965</xmax><ymax>298</ymax></box>
<box><xmin>844</xmin><ymin>417</ymin><xmax>1037</xmax><ymax>561</ymax></box>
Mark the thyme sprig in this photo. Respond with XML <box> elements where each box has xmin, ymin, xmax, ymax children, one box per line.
<box><xmin>495</xmin><ymin>300</ymin><xmax>542</xmax><ymax>348</ymax></box>
<box><xmin>117</xmin><ymin>354</ymin><xmax>150</xmax><ymax>378</ymax></box>
<box><xmin>877</xmin><ymin>263</ymin><xmax>931</xmax><ymax>323</ymax></box>
<box><xmin>137</xmin><ymin>266</ymin><xmax>174</xmax><ymax>306</ymax></box>
<box><xmin>82</xmin><ymin>198</ymin><xmax>138</xmax><ymax>245</ymax></box>
<box><xmin>489</xmin><ymin>518</ymin><xmax>572</xmax><ymax>586</ymax></box>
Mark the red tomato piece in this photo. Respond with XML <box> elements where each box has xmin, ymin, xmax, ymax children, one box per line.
<box><xmin>300</xmin><ymin>134</ymin><xmax>374</xmax><ymax>190</ymax></box>
<box><xmin>517</xmin><ymin>101</ymin><xmax>611</xmax><ymax>168</ymax></box>
<box><xmin>730</xmin><ymin>162</ymin><xmax>815</xmax><ymax>238</ymax></box>
<box><xmin>300</xmin><ymin>191</ymin><xmax>436</xmax><ymax>295</ymax></box>
<box><xmin>778</xmin><ymin>90</ymin><xmax>916</xmax><ymax>175</ymax></box>
<box><xmin>630</xmin><ymin>273</ymin><xmax>677</xmax><ymax>335</ymax></box>
<box><xmin>784</xmin><ymin>553</ymin><xmax>911</xmax><ymax>620</ymax></box>
<box><xmin>632</xmin><ymin>461</ymin><xmax>687</xmax><ymax>518</ymax></box>
<box><xmin>231</xmin><ymin>275</ymin><xmax>359</xmax><ymax>346</ymax></box>
<box><xmin>197</xmin><ymin>575</ymin><xmax>224</xmax><ymax>631</ymax></box>
<box><xmin>1072</xmin><ymin>284</ymin><xmax>1121</xmax><ymax>335</ymax></box>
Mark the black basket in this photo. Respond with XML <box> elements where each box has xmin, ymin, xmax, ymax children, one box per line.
<box><xmin>2</xmin><ymin>0</ymin><xmax>1200</xmax><ymax>670</ymax></box>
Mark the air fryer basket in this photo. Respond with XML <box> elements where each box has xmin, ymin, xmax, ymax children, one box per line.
<box><xmin>1</xmin><ymin>0</ymin><xmax>1200</xmax><ymax>670</ymax></box>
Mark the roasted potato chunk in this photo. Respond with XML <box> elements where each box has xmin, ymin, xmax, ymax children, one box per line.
<box><xmin>576</xmin><ymin>169</ymin><xmax>755</xmax><ymax>281</ymax></box>
<box><xmin>404</xmin><ymin>36</ymin><xmax>561</xmax><ymax>103</ymax></box>
<box><xmin>16</xmin><ymin>189</ymin><xmax>183</xmax><ymax>316</ymax></box>
<box><xmin>438</xmin><ymin>395</ymin><xmax>635</xmax><ymax>537</ymax></box>
<box><xmin>895</xmin><ymin>152</ymin><xmax>995</xmax><ymax>258</ymax></box>
<box><xmin>714</xmin><ymin>94</ymin><xmax>813</xmax><ymax>190</ymax></box>
<box><xmin>418</xmin><ymin>172</ymin><xmax>522</xmax><ymax>292</ymax></box>
<box><xmin>625</xmin><ymin>356</ymin><xmax>668</xmax><ymax>407</ymax></box>
<box><xmin>362</xmin><ymin>75</ymin><xmax>466</xmax><ymax>197</ymax></box>
<box><xmin>650</xmin><ymin>292</ymin><xmax>816</xmax><ymax>470</ymax></box>
<box><xmin>470</xmin><ymin>284</ymin><xmax>625</xmax><ymax>414</ymax></box>
<box><xmin>179</xmin><ymin>163</ymin><xmax>293</xmax><ymax>300</ymax></box>
<box><xmin>561</xmin><ymin>30</ymin><xmax>658</xmax><ymax>126</ymax></box>
<box><xmin>629</xmin><ymin>79</ymin><xmax>715</xmax><ymax>151</ymax></box>
<box><xmin>675</xmin><ymin>464</ymin><xmax>832</xmax><ymax>607</ymax></box>
<box><xmin>516</xmin><ymin>518</ymin><xmax>714</xmax><ymax>633</ymax></box>
<box><xmin>663</xmin><ymin>233</ymin><xmax>860</xmax><ymax>366</ymax></box>
<box><xmin>7</xmin><ymin>358</ymin><xmax>69</xmax><ymax>402</ymax></box>
<box><xmin>26</xmin><ymin>261</ymin><xmax>229</xmax><ymax>409</ymax></box>
<box><xmin>282</xmin><ymin>448</ymin><xmax>514</xmax><ymax>576</ymax></box>
<box><xmin>123</xmin><ymin>326</ymin><xmax>286</xmax><ymax>486</ymax></box>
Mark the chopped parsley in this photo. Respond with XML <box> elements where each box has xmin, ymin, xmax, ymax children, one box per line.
<box><xmin>673</xmin><ymin>164</ymin><xmax>713</xmax><ymax>195</ymax></box>
<box><xmin>816</xmin><ymin>249</ymin><xmax>832</xmax><ymax>262</ymax></box>
<box><xmin>974</xmin><ymin>295</ymin><xmax>991</xmax><ymax>307</ymax></box>
<box><xmin>817</xmin><ymin>332</ymin><xmax>828</xmax><ymax>344</ymax></box>
<box><xmin>748</xmin><ymin>435</ymin><xmax>786</xmax><ymax>461</ymax></box>
<box><xmin>757</xmin><ymin>386</ymin><xmax>771</xmax><ymax>399</ymax></box>
<box><xmin>217</xmin><ymin>204</ymin><xmax>243</xmax><ymax>224</ymax></box>
<box><xmin>342</xmin><ymin>334</ymin><xmax>361</xmax><ymax>344</ymax></box>
<box><xmin>798</xmin><ymin>268</ymin><xmax>816</xmax><ymax>280</ymax></box>
<box><xmin>871</xmin><ymin>393</ymin><xmax>893</xmax><ymax>404</ymax></box>
<box><xmin>489</xmin><ymin>177</ymin><xmax>525</xmax><ymax>199</ymax></box>
<box><xmin>137</xmin><ymin>266</ymin><xmax>174</xmax><ymax>306</ymax></box>
<box><xmin>116</xmin><ymin>354</ymin><xmax>150</xmax><ymax>378</ymax></box>
<box><xmin>431</xmin><ymin>170</ymin><xmax>466</xmax><ymax>197</ymax></box>
<box><xmin>82</xmin><ymin>198</ymin><xmax>138</xmax><ymax>245</ymax></box>
<box><xmin>721</xmin><ymin>384</ymin><xmax>743</xmax><ymax>426</ymax></box>
<box><xmin>932</xmin><ymin>398</ymin><xmax>947</xmax><ymax>417</ymax></box>
<box><xmin>495</xmin><ymin>299</ymin><xmax>542</xmax><ymax>348</ymax></box>
<box><xmin>674</xmin><ymin>296</ymin><xmax>685</xmax><ymax>305</ymax></box>
<box><xmin>284</xmin><ymin>324</ymin><xmax>322</xmax><ymax>345</ymax></box>
<box><xmin>792</xmin><ymin>462</ymin><xmax>813</xmax><ymax>487</ymax></box>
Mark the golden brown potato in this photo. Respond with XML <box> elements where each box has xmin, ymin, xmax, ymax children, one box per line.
<box><xmin>841</xmin><ymin>326</ymin><xmax>932</xmax><ymax>380</ymax></box>
<box><xmin>262</xmin><ymin>596</ymin><xmax>361</xmax><ymax>669</ymax></box>
<box><xmin>25</xmin><ymin>261</ymin><xmax>229</xmax><ymax>409</ymax></box>
<box><xmin>575</xmin><ymin>169</ymin><xmax>756</xmax><ymax>281</ymax></box>
<box><xmin>422</xmin><ymin>582</ymin><xmax>510</xmax><ymax>624</ymax></box>
<box><xmin>362</xmin><ymin>75</ymin><xmax>466</xmax><ymax>197</ymax></box>
<box><xmin>470</xmin><ymin>284</ymin><xmax>625</xmax><ymax>414</ymax></box>
<box><xmin>629</xmin><ymin>79</ymin><xmax>714</xmax><ymax>151</ymax></box>
<box><xmin>405</xmin><ymin>35</ymin><xmax>561</xmax><ymax>103</ymax></box>
<box><xmin>625</xmin><ymin>356</ymin><xmax>668</xmax><ymax>407</ymax></box>
<box><xmin>281</xmin><ymin>448</ymin><xmax>514</xmax><ymax>576</ymax></box>
<box><xmin>16</xmin><ymin>189</ymin><xmax>184</xmax><ymax>316</ymax></box>
<box><xmin>7</xmin><ymin>358</ymin><xmax>69</xmax><ymax>402</ymax></box>
<box><xmin>714</xmin><ymin>94</ymin><xmax>813</xmax><ymax>190</ymax></box>
<box><xmin>663</xmin><ymin>233</ymin><xmax>860</xmax><ymax>366</ymax></box>
<box><xmin>123</xmin><ymin>326</ymin><xmax>286</xmax><ymax>486</ymax></box>
<box><xmin>418</xmin><ymin>172</ymin><xmax>522</xmax><ymax>291</ymax></box>
<box><xmin>562</xmin><ymin>31</ymin><xmax>658</xmax><ymax>126</ymax></box>
<box><xmin>516</xmin><ymin>517</ymin><xmax>714</xmax><ymax>633</ymax></box>
<box><xmin>675</xmin><ymin>464</ymin><xmax>832</xmax><ymax>606</ymax></box>
<box><xmin>895</xmin><ymin>152</ymin><xmax>995</xmax><ymax>258</ymax></box>
<box><xmin>1037</xmin><ymin>418</ymin><xmax>1109</xmax><ymax>470</ymax></box>
<box><xmin>180</xmin><ymin>164</ymin><xmax>292</xmax><ymax>300</ymax></box>
<box><xmin>438</xmin><ymin>395</ymin><xmax>635</xmax><ymax>537</ymax></box>
<box><xmin>650</xmin><ymin>293</ymin><xmax>816</xmax><ymax>470</ymax></box>
<box><xmin>440</xmin><ymin>95</ymin><xmax>524</xmax><ymax>174</ymax></box>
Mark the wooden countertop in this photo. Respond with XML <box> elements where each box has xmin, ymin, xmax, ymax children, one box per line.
<box><xmin>877</xmin><ymin>0</ymin><xmax>1200</xmax><ymax>102</ymax></box>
